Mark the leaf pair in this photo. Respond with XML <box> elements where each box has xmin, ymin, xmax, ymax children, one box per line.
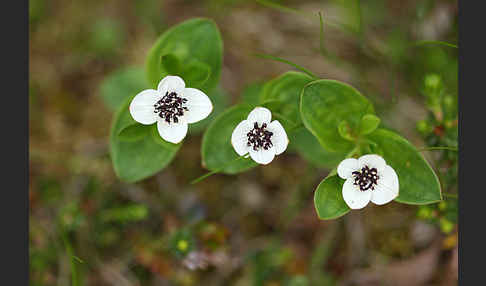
<box><xmin>201</xmin><ymin>72</ymin><xmax>345</xmax><ymax>174</ymax></box>
<box><xmin>300</xmin><ymin>80</ymin><xmax>442</xmax><ymax>219</ymax></box>
<box><xmin>145</xmin><ymin>18</ymin><xmax>222</xmax><ymax>93</ymax></box>
<box><xmin>338</xmin><ymin>114</ymin><xmax>380</xmax><ymax>141</ymax></box>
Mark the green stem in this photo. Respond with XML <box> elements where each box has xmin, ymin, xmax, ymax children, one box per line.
<box><xmin>59</xmin><ymin>223</ymin><xmax>80</xmax><ymax>286</ymax></box>
<box><xmin>356</xmin><ymin>0</ymin><xmax>364</xmax><ymax>45</ymax></box>
<box><xmin>191</xmin><ymin>156</ymin><xmax>247</xmax><ymax>184</ymax></box>
<box><xmin>413</xmin><ymin>40</ymin><xmax>458</xmax><ymax>49</ymax></box>
<box><xmin>253</xmin><ymin>53</ymin><xmax>319</xmax><ymax>79</ymax></box>
<box><xmin>419</xmin><ymin>146</ymin><xmax>458</xmax><ymax>152</ymax></box>
<box><xmin>318</xmin><ymin>11</ymin><xmax>326</xmax><ymax>56</ymax></box>
<box><xmin>346</xmin><ymin>146</ymin><xmax>361</xmax><ymax>158</ymax></box>
<box><xmin>256</xmin><ymin>0</ymin><xmax>309</xmax><ymax>17</ymax></box>
<box><xmin>443</xmin><ymin>193</ymin><xmax>458</xmax><ymax>199</ymax></box>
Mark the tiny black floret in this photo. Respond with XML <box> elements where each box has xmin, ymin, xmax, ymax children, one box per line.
<box><xmin>154</xmin><ymin>91</ymin><xmax>188</xmax><ymax>124</ymax></box>
<box><xmin>246</xmin><ymin>122</ymin><xmax>273</xmax><ymax>151</ymax></box>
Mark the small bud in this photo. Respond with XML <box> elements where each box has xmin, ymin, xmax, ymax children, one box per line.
<box><xmin>439</xmin><ymin>218</ymin><xmax>454</xmax><ymax>234</ymax></box>
<box><xmin>424</xmin><ymin>74</ymin><xmax>441</xmax><ymax>89</ymax></box>
<box><xmin>416</xmin><ymin>120</ymin><xmax>432</xmax><ymax>135</ymax></box>
<box><xmin>177</xmin><ymin>240</ymin><xmax>189</xmax><ymax>252</ymax></box>
<box><xmin>438</xmin><ymin>201</ymin><xmax>447</xmax><ymax>211</ymax></box>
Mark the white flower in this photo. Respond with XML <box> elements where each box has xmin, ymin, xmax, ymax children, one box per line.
<box><xmin>231</xmin><ymin>107</ymin><xmax>289</xmax><ymax>165</ymax></box>
<box><xmin>337</xmin><ymin>154</ymin><xmax>399</xmax><ymax>209</ymax></box>
<box><xmin>129</xmin><ymin>75</ymin><xmax>213</xmax><ymax>144</ymax></box>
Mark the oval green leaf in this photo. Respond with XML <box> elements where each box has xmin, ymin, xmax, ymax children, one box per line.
<box><xmin>145</xmin><ymin>18</ymin><xmax>223</xmax><ymax>93</ymax></box>
<box><xmin>241</xmin><ymin>82</ymin><xmax>265</xmax><ymax>106</ymax></box>
<box><xmin>261</xmin><ymin>71</ymin><xmax>314</xmax><ymax>124</ymax></box>
<box><xmin>189</xmin><ymin>86</ymin><xmax>228</xmax><ymax>135</ymax></box>
<box><xmin>189</xmin><ymin>86</ymin><xmax>229</xmax><ymax>134</ymax></box>
<box><xmin>300</xmin><ymin>79</ymin><xmax>374</xmax><ymax>153</ymax></box>
<box><xmin>99</xmin><ymin>67</ymin><xmax>148</xmax><ymax>111</ymax></box>
<box><xmin>366</xmin><ymin>128</ymin><xmax>442</xmax><ymax>204</ymax></box>
<box><xmin>110</xmin><ymin>98</ymin><xmax>181</xmax><ymax>183</ymax></box>
<box><xmin>161</xmin><ymin>54</ymin><xmax>212</xmax><ymax>89</ymax></box>
<box><xmin>314</xmin><ymin>175</ymin><xmax>350</xmax><ymax>220</ymax></box>
<box><xmin>201</xmin><ymin>104</ymin><xmax>258</xmax><ymax>174</ymax></box>
<box><xmin>118</xmin><ymin>124</ymin><xmax>150</xmax><ymax>142</ymax></box>
<box><xmin>289</xmin><ymin>127</ymin><xmax>345</xmax><ymax>169</ymax></box>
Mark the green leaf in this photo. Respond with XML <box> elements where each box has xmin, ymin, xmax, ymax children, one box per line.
<box><xmin>314</xmin><ymin>175</ymin><xmax>350</xmax><ymax>220</ymax></box>
<box><xmin>109</xmin><ymin>98</ymin><xmax>181</xmax><ymax>183</ymax></box>
<box><xmin>366</xmin><ymin>128</ymin><xmax>442</xmax><ymax>204</ymax></box>
<box><xmin>359</xmin><ymin>114</ymin><xmax>380</xmax><ymax>135</ymax></box>
<box><xmin>261</xmin><ymin>71</ymin><xmax>314</xmax><ymax>125</ymax></box>
<box><xmin>117</xmin><ymin>124</ymin><xmax>150</xmax><ymax>142</ymax></box>
<box><xmin>290</xmin><ymin>128</ymin><xmax>346</xmax><ymax>169</ymax></box>
<box><xmin>300</xmin><ymin>79</ymin><xmax>374</xmax><ymax>153</ymax></box>
<box><xmin>99</xmin><ymin>204</ymin><xmax>149</xmax><ymax>223</ymax></box>
<box><xmin>146</xmin><ymin>18</ymin><xmax>223</xmax><ymax>92</ymax></box>
<box><xmin>258</xmin><ymin>72</ymin><xmax>347</xmax><ymax>168</ymax></box>
<box><xmin>99</xmin><ymin>67</ymin><xmax>148</xmax><ymax>111</ymax></box>
<box><xmin>161</xmin><ymin>54</ymin><xmax>212</xmax><ymax>89</ymax></box>
<box><xmin>241</xmin><ymin>82</ymin><xmax>265</xmax><ymax>106</ymax></box>
<box><xmin>201</xmin><ymin>104</ymin><xmax>258</xmax><ymax>174</ymax></box>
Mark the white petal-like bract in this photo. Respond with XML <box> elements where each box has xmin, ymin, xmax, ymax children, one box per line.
<box><xmin>337</xmin><ymin>158</ymin><xmax>359</xmax><ymax>179</ymax></box>
<box><xmin>267</xmin><ymin>120</ymin><xmax>289</xmax><ymax>155</ymax></box>
<box><xmin>249</xmin><ymin>147</ymin><xmax>276</xmax><ymax>165</ymax></box>
<box><xmin>231</xmin><ymin>120</ymin><xmax>252</xmax><ymax>156</ymax></box>
<box><xmin>247</xmin><ymin>107</ymin><xmax>272</xmax><ymax>126</ymax></box>
<box><xmin>230</xmin><ymin>106</ymin><xmax>288</xmax><ymax>165</ymax></box>
<box><xmin>338</xmin><ymin>154</ymin><xmax>400</xmax><ymax>209</ymax></box>
<box><xmin>156</xmin><ymin>119</ymin><xmax>188</xmax><ymax>144</ymax></box>
<box><xmin>128</xmin><ymin>75</ymin><xmax>215</xmax><ymax>144</ymax></box>
<box><xmin>358</xmin><ymin>154</ymin><xmax>386</xmax><ymax>170</ymax></box>
<box><xmin>370</xmin><ymin>165</ymin><xmax>399</xmax><ymax>205</ymax></box>
<box><xmin>157</xmin><ymin>75</ymin><xmax>186</xmax><ymax>95</ymax></box>
<box><xmin>129</xmin><ymin>89</ymin><xmax>160</xmax><ymax>125</ymax></box>
<box><xmin>183</xmin><ymin>88</ymin><xmax>213</xmax><ymax>124</ymax></box>
<box><xmin>342</xmin><ymin>178</ymin><xmax>372</xmax><ymax>209</ymax></box>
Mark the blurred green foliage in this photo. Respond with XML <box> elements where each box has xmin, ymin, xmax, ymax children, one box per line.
<box><xmin>30</xmin><ymin>0</ymin><xmax>458</xmax><ymax>285</ymax></box>
<box><xmin>415</xmin><ymin>71</ymin><xmax>458</xmax><ymax>234</ymax></box>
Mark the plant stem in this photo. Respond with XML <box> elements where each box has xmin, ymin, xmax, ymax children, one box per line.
<box><xmin>413</xmin><ymin>40</ymin><xmax>458</xmax><ymax>49</ymax></box>
<box><xmin>59</xmin><ymin>223</ymin><xmax>80</xmax><ymax>286</ymax></box>
<box><xmin>191</xmin><ymin>156</ymin><xmax>247</xmax><ymax>184</ymax></box>
<box><xmin>253</xmin><ymin>53</ymin><xmax>319</xmax><ymax>79</ymax></box>
<box><xmin>419</xmin><ymin>146</ymin><xmax>458</xmax><ymax>152</ymax></box>
<box><xmin>346</xmin><ymin>146</ymin><xmax>361</xmax><ymax>158</ymax></box>
<box><xmin>443</xmin><ymin>192</ymin><xmax>458</xmax><ymax>199</ymax></box>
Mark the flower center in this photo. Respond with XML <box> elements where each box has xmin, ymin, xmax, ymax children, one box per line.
<box><xmin>247</xmin><ymin>122</ymin><xmax>273</xmax><ymax>151</ymax></box>
<box><xmin>352</xmin><ymin>165</ymin><xmax>380</xmax><ymax>191</ymax></box>
<box><xmin>153</xmin><ymin>91</ymin><xmax>188</xmax><ymax>124</ymax></box>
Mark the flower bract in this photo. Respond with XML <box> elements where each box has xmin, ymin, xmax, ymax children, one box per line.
<box><xmin>231</xmin><ymin>107</ymin><xmax>289</xmax><ymax>165</ymax></box>
<box><xmin>129</xmin><ymin>75</ymin><xmax>213</xmax><ymax>144</ymax></box>
<box><xmin>337</xmin><ymin>154</ymin><xmax>399</xmax><ymax>209</ymax></box>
